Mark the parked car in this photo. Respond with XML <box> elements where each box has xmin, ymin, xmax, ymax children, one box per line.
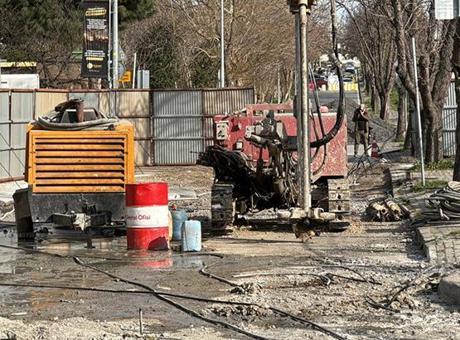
<box><xmin>345</xmin><ymin>62</ymin><xmax>356</xmax><ymax>74</ymax></box>
<box><xmin>310</xmin><ymin>74</ymin><xmax>328</xmax><ymax>90</ymax></box>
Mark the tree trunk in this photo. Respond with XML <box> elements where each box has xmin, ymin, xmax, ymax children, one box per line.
<box><xmin>365</xmin><ymin>74</ymin><xmax>371</xmax><ymax>94</ymax></box>
<box><xmin>371</xmin><ymin>85</ymin><xmax>380</xmax><ymax>114</ymax></box>
<box><xmin>453</xmin><ymin>18</ymin><xmax>460</xmax><ymax>180</ymax></box>
<box><xmin>424</xmin><ymin>105</ymin><xmax>444</xmax><ymax>163</ymax></box>
<box><xmin>404</xmin><ymin>110</ymin><xmax>413</xmax><ymax>152</ymax></box>
<box><xmin>453</xmin><ymin>67</ymin><xmax>460</xmax><ymax>180</ymax></box>
<box><xmin>378</xmin><ymin>90</ymin><xmax>390</xmax><ymax>120</ymax></box>
<box><xmin>396</xmin><ymin>85</ymin><xmax>407</xmax><ymax>141</ymax></box>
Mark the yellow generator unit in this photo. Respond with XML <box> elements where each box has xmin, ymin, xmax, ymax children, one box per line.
<box><xmin>14</xmin><ymin>100</ymin><xmax>135</xmax><ymax>238</ymax></box>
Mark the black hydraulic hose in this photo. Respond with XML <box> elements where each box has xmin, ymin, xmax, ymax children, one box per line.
<box><xmin>0</xmin><ymin>280</ymin><xmax>346</xmax><ymax>340</ymax></box>
<box><xmin>37</xmin><ymin>111</ymin><xmax>119</xmax><ymax>131</ymax></box>
<box><xmin>308</xmin><ymin>64</ymin><xmax>328</xmax><ymax>175</ymax></box>
<box><xmin>309</xmin><ymin>0</ymin><xmax>345</xmax><ymax>149</ymax></box>
<box><xmin>313</xmin><ymin>144</ymin><xmax>327</xmax><ymax>176</ymax></box>
<box><xmin>198</xmin><ymin>265</ymin><xmax>347</xmax><ymax>340</ymax></box>
<box><xmin>308</xmin><ymin>64</ymin><xmax>326</xmax><ymax>137</ymax></box>
<box><xmin>0</xmin><ymin>282</ymin><xmax>259</xmax><ymax>307</ymax></box>
<box><xmin>72</xmin><ymin>257</ymin><xmax>268</xmax><ymax>340</ymax></box>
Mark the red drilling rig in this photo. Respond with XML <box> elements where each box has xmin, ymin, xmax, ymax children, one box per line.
<box><xmin>198</xmin><ymin>0</ymin><xmax>349</xmax><ymax>237</ymax></box>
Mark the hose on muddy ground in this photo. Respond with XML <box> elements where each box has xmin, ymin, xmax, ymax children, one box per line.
<box><xmin>72</xmin><ymin>256</ymin><xmax>269</xmax><ymax>340</ymax></box>
<box><xmin>2</xmin><ymin>244</ymin><xmax>346</xmax><ymax>339</ymax></box>
<box><xmin>199</xmin><ymin>265</ymin><xmax>346</xmax><ymax>340</ymax></box>
<box><xmin>0</xmin><ymin>245</ymin><xmax>263</xmax><ymax>338</ymax></box>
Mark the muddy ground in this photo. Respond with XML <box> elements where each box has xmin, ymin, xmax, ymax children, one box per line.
<box><xmin>0</xmin><ymin>166</ymin><xmax>459</xmax><ymax>340</ymax></box>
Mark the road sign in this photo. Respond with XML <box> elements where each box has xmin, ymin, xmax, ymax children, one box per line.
<box><xmin>119</xmin><ymin>71</ymin><xmax>132</xmax><ymax>83</ymax></box>
<box><xmin>435</xmin><ymin>0</ymin><xmax>460</xmax><ymax>20</ymax></box>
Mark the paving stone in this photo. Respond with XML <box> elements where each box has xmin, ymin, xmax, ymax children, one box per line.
<box><xmin>417</xmin><ymin>225</ymin><xmax>460</xmax><ymax>264</ymax></box>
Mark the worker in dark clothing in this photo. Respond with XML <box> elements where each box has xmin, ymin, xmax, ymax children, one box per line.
<box><xmin>353</xmin><ymin>104</ymin><xmax>370</xmax><ymax>157</ymax></box>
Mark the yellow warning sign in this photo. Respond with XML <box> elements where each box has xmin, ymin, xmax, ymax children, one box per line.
<box><xmin>119</xmin><ymin>71</ymin><xmax>132</xmax><ymax>83</ymax></box>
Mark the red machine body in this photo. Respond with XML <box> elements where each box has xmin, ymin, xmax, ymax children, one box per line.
<box><xmin>213</xmin><ymin>104</ymin><xmax>348</xmax><ymax>181</ymax></box>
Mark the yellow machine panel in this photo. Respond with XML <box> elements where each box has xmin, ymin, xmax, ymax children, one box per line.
<box><xmin>26</xmin><ymin>121</ymin><xmax>135</xmax><ymax>194</ymax></box>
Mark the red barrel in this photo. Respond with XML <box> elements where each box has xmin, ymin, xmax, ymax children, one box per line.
<box><xmin>126</xmin><ymin>183</ymin><xmax>169</xmax><ymax>250</ymax></box>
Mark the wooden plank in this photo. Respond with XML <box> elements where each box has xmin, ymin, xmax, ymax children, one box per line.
<box><xmin>35</xmin><ymin>144</ymin><xmax>124</xmax><ymax>151</ymax></box>
<box><xmin>35</xmin><ymin>138</ymin><xmax>125</xmax><ymax>144</ymax></box>
<box><xmin>36</xmin><ymin>178</ymin><xmax>125</xmax><ymax>185</ymax></box>
<box><xmin>35</xmin><ymin>151</ymin><xmax>124</xmax><ymax>157</ymax></box>
<box><xmin>36</xmin><ymin>164</ymin><xmax>124</xmax><ymax>171</ymax></box>
<box><xmin>35</xmin><ymin>172</ymin><xmax>125</xmax><ymax>179</ymax></box>
<box><xmin>35</xmin><ymin>158</ymin><xmax>124</xmax><ymax>164</ymax></box>
<box><xmin>33</xmin><ymin>186</ymin><xmax>125</xmax><ymax>193</ymax></box>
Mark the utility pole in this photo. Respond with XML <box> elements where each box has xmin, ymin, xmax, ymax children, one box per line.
<box><xmin>112</xmin><ymin>0</ymin><xmax>119</xmax><ymax>89</ymax></box>
<box><xmin>220</xmin><ymin>0</ymin><xmax>225</xmax><ymax>88</ymax></box>
<box><xmin>411</xmin><ymin>36</ymin><xmax>426</xmax><ymax>186</ymax></box>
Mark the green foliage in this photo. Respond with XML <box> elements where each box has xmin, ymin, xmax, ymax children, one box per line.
<box><xmin>190</xmin><ymin>52</ymin><xmax>219</xmax><ymax>88</ymax></box>
<box><xmin>413</xmin><ymin>160</ymin><xmax>454</xmax><ymax>171</ymax></box>
<box><xmin>141</xmin><ymin>23</ymin><xmax>178</xmax><ymax>88</ymax></box>
<box><xmin>413</xmin><ymin>180</ymin><xmax>448</xmax><ymax>192</ymax></box>
<box><xmin>119</xmin><ymin>0</ymin><xmax>155</xmax><ymax>29</ymax></box>
<box><xmin>0</xmin><ymin>0</ymin><xmax>82</xmax><ymax>60</ymax></box>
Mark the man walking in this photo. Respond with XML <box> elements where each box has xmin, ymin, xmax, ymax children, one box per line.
<box><xmin>353</xmin><ymin>104</ymin><xmax>370</xmax><ymax>157</ymax></box>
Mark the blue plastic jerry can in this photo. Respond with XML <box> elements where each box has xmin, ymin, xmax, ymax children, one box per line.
<box><xmin>181</xmin><ymin>220</ymin><xmax>202</xmax><ymax>252</ymax></box>
<box><xmin>171</xmin><ymin>209</ymin><xmax>188</xmax><ymax>241</ymax></box>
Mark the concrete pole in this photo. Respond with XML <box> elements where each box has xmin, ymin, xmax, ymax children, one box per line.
<box><xmin>132</xmin><ymin>52</ymin><xmax>137</xmax><ymax>89</ymax></box>
<box><xmin>220</xmin><ymin>0</ymin><xmax>225</xmax><ymax>88</ymax></box>
<box><xmin>112</xmin><ymin>0</ymin><xmax>119</xmax><ymax>89</ymax></box>
<box><xmin>299</xmin><ymin>2</ymin><xmax>311</xmax><ymax>211</ymax></box>
<box><xmin>412</xmin><ymin>36</ymin><xmax>426</xmax><ymax>186</ymax></box>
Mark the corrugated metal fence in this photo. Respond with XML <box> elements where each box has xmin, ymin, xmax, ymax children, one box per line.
<box><xmin>442</xmin><ymin>81</ymin><xmax>457</xmax><ymax>157</ymax></box>
<box><xmin>0</xmin><ymin>87</ymin><xmax>255</xmax><ymax>181</ymax></box>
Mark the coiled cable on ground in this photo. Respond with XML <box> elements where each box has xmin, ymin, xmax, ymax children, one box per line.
<box><xmin>425</xmin><ymin>181</ymin><xmax>460</xmax><ymax>220</ymax></box>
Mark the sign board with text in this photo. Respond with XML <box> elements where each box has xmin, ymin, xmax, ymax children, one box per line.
<box><xmin>81</xmin><ymin>0</ymin><xmax>110</xmax><ymax>78</ymax></box>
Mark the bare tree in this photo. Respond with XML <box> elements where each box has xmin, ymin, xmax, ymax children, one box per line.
<box><xmin>122</xmin><ymin>0</ymin><xmax>330</xmax><ymax>99</ymax></box>
<box><xmin>341</xmin><ymin>0</ymin><xmax>397</xmax><ymax>120</ymax></box>
<box><xmin>389</xmin><ymin>0</ymin><xmax>456</xmax><ymax>162</ymax></box>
